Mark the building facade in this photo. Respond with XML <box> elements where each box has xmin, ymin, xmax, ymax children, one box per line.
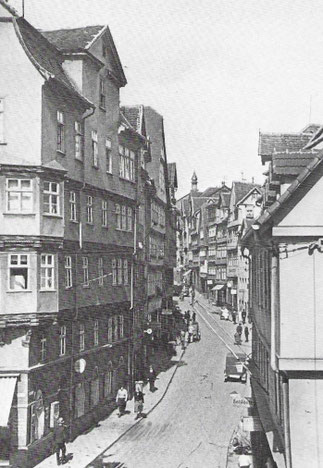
<box><xmin>0</xmin><ymin>3</ymin><xmax>163</xmax><ymax>466</ymax></box>
<box><xmin>242</xmin><ymin>124</ymin><xmax>323</xmax><ymax>468</ymax></box>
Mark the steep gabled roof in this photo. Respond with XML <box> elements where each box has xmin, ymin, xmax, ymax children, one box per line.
<box><xmin>43</xmin><ymin>25</ymin><xmax>127</xmax><ymax>87</ymax></box>
<box><xmin>42</xmin><ymin>25</ymin><xmax>105</xmax><ymax>51</ymax></box>
<box><xmin>233</xmin><ymin>181</ymin><xmax>260</xmax><ymax>205</ymax></box>
<box><xmin>121</xmin><ymin>106</ymin><xmax>141</xmax><ymax>132</ymax></box>
<box><xmin>242</xmin><ymin>151</ymin><xmax>323</xmax><ymax>241</ymax></box>
<box><xmin>11</xmin><ymin>17</ymin><xmax>93</xmax><ymax>108</ymax></box>
<box><xmin>167</xmin><ymin>162</ymin><xmax>178</xmax><ymax>189</ymax></box>
<box><xmin>258</xmin><ymin>125</ymin><xmax>319</xmax><ymax>164</ymax></box>
<box><xmin>272</xmin><ymin>150</ymin><xmax>318</xmax><ymax>176</ymax></box>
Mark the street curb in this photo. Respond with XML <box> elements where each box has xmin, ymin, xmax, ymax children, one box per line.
<box><xmin>86</xmin><ymin>348</ymin><xmax>186</xmax><ymax>467</ymax></box>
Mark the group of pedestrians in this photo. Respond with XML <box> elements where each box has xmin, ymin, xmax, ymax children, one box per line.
<box><xmin>233</xmin><ymin>317</ymin><xmax>249</xmax><ymax>345</ymax></box>
<box><xmin>179</xmin><ymin>309</ymin><xmax>198</xmax><ymax>349</ymax></box>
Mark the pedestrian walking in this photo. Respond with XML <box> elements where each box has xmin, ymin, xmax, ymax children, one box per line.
<box><xmin>241</xmin><ymin>309</ymin><xmax>247</xmax><ymax>325</ymax></box>
<box><xmin>238</xmin><ymin>449</ymin><xmax>252</xmax><ymax>467</ymax></box>
<box><xmin>147</xmin><ymin>364</ymin><xmax>157</xmax><ymax>392</ymax></box>
<box><xmin>244</xmin><ymin>325</ymin><xmax>249</xmax><ymax>342</ymax></box>
<box><xmin>134</xmin><ymin>385</ymin><xmax>144</xmax><ymax>419</ymax></box>
<box><xmin>191</xmin><ymin>290</ymin><xmax>195</xmax><ymax>305</ymax></box>
<box><xmin>188</xmin><ymin>322</ymin><xmax>194</xmax><ymax>343</ymax></box>
<box><xmin>192</xmin><ymin>311</ymin><xmax>196</xmax><ymax>322</ymax></box>
<box><xmin>184</xmin><ymin>330</ymin><xmax>189</xmax><ymax>348</ymax></box>
<box><xmin>236</xmin><ymin>323</ymin><xmax>243</xmax><ymax>336</ymax></box>
<box><xmin>116</xmin><ymin>385</ymin><xmax>128</xmax><ymax>417</ymax></box>
<box><xmin>180</xmin><ymin>329</ymin><xmax>186</xmax><ymax>350</ymax></box>
<box><xmin>232</xmin><ymin>310</ymin><xmax>237</xmax><ymax>324</ymax></box>
<box><xmin>52</xmin><ymin>417</ymin><xmax>68</xmax><ymax>466</ymax></box>
<box><xmin>234</xmin><ymin>331</ymin><xmax>242</xmax><ymax>345</ymax></box>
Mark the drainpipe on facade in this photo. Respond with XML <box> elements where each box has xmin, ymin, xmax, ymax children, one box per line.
<box><xmin>282</xmin><ymin>375</ymin><xmax>292</xmax><ymax>468</ymax></box>
<box><xmin>270</xmin><ymin>252</ymin><xmax>279</xmax><ymax>372</ymax></box>
<box><xmin>130</xmin><ymin>208</ymin><xmax>137</xmax><ymax>394</ymax></box>
<box><xmin>69</xmin><ymin>106</ymin><xmax>95</xmax><ymax>440</ymax></box>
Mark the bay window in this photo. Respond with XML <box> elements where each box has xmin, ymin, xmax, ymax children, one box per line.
<box><xmin>44</xmin><ymin>182</ymin><xmax>60</xmax><ymax>215</ymax></box>
<box><xmin>40</xmin><ymin>254</ymin><xmax>55</xmax><ymax>290</ymax></box>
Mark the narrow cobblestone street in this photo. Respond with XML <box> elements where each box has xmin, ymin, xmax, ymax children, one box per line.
<box><xmin>85</xmin><ymin>295</ymin><xmax>252</xmax><ymax>468</ymax></box>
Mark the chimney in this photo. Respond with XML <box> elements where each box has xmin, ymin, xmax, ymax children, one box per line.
<box><xmin>191</xmin><ymin>171</ymin><xmax>198</xmax><ymax>192</ymax></box>
<box><xmin>252</xmin><ymin>177</ymin><xmax>255</xmax><ymax>184</ymax></box>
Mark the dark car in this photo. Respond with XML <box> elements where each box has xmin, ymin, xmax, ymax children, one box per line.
<box><xmin>224</xmin><ymin>352</ymin><xmax>248</xmax><ymax>383</ymax></box>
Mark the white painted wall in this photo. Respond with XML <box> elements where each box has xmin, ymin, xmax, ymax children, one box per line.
<box><xmin>0</xmin><ymin>19</ymin><xmax>43</xmax><ymax>165</ymax></box>
<box><xmin>289</xmin><ymin>378</ymin><xmax>323</xmax><ymax>468</ymax></box>
<box><xmin>279</xmin><ymin>175</ymin><xmax>323</xmax><ymax>227</ymax></box>
<box><xmin>279</xmin><ymin>248</ymin><xmax>323</xmax><ymax>360</ymax></box>
<box><xmin>62</xmin><ymin>59</ymin><xmax>83</xmax><ymax>92</ymax></box>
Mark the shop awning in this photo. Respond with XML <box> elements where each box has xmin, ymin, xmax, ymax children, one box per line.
<box><xmin>0</xmin><ymin>375</ymin><xmax>18</xmax><ymax>426</ymax></box>
<box><xmin>183</xmin><ymin>270</ymin><xmax>192</xmax><ymax>277</ymax></box>
<box><xmin>212</xmin><ymin>284</ymin><xmax>225</xmax><ymax>291</ymax></box>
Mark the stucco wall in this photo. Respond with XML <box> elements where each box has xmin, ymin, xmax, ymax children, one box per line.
<box><xmin>279</xmin><ymin>247</ymin><xmax>323</xmax><ymax>360</ymax></box>
<box><xmin>0</xmin><ymin>20</ymin><xmax>43</xmax><ymax>165</ymax></box>
<box><xmin>289</xmin><ymin>378</ymin><xmax>323</xmax><ymax>468</ymax></box>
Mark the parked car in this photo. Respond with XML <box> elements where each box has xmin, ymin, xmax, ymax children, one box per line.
<box><xmin>224</xmin><ymin>352</ymin><xmax>248</xmax><ymax>383</ymax></box>
<box><xmin>220</xmin><ymin>307</ymin><xmax>230</xmax><ymax>320</ymax></box>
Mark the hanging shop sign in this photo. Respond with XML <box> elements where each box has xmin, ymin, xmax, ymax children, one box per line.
<box><xmin>230</xmin><ymin>392</ymin><xmax>254</xmax><ymax>408</ymax></box>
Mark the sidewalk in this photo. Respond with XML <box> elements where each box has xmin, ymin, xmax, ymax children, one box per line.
<box><xmin>36</xmin><ymin>346</ymin><xmax>185</xmax><ymax>468</ymax></box>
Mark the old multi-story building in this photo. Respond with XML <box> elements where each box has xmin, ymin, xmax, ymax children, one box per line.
<box><xmin>226</xmin><ymin>182</ymin><xmax>261</xmax><ymax>315</ymax></box>
<box><xmin>242</xmin><ymin>124</ymin><xmax>323</xmax><ymax>468</ymax></box>
<box><xmin>0</xmin><ymin>3</ymin><xmax>151</xmax><ymax>466</ymax></box>
<box><xmin>121</xmin><ymin>106</ymin><xmax>177</xmax><ymax>354</ymax></box>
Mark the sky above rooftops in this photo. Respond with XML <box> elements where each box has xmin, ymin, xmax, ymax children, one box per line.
<box><xmin>10</xmin><ymin>0</ymin><xmax>323</xmax><ymax>197</ymax></box>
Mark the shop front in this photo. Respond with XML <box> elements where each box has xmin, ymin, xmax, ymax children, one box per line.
<box><xmin>211</xmin><ymin>283</ymin><xmax>226</xmax><ymax>305</ymax></box>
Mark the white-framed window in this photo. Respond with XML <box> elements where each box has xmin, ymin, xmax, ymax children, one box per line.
<box><xmin>40</xmin><ymin>254</ymin><xmax>55</xmax><ymax>290</ymax></box>
<box><xmin>0</xmin><ymin>98</ymin><xmax>5</xmax><ymax>143</ymax></box>
<box><xmin>119</xmin><ymin>145</ymin><xmax>135</xmax><ymax>181</ymax></box>
<box><xmin>6</xmin><ymin>178</ymin><xmax>33</xmax><ymax>213</ymax></box>
<box><xmin>75</xmin><ymin>121</ymin><xmax>83</xmax><ymax>160</ymax></box>
<box><xmin>112</xmin><ymin>259</ymin><xmax>117</xmax><ymax>285</ymax></box>
<box><xmin>59</xmin><ymin>325</ymin><xmax>66</xmax><ymax>356</ymax></box>
<box><xmin>106</xmin><ymin>138</ymin><xmax>112</xmax><ymax>173</ymax></box>
<box><xmin>98</xmin><ymin>257</ymin><xmax>104</xmax><ymax>286</ymax></box>
<box><xmin>40</xmin><ymin>333</ymin><xmax>47</xmax><ymax>362</ymax></box>
<box><xmin>121</xmin><ymin>206</ymin><xmax>127</xmax><ymax>231</ymax></box>
<box><xmin>115</xmin><ymin>203</ymin><xmax>121</xmax><ymax>229</ymax></box>
<box><xmin>79</xmin><ymin>323</ymin><xmax>85</xmax><ymax>351</ymax></box>
<box><xmin>94</xmin><ymin>319</ymin><xmax>99</xmax><ymax>346</ymax></box>
<box><xmin>86</xmin><ymin>195</ymin><xmax>93</xmax><ymax>224</ymax></box>
<box><xmin>118</xmin><ymin>315</ymin><xmax>124</xmax><ymax>338</ymax></box>
<box><xmin>82</xmin><ymin>256</ymin><xmax>89</xmax><ymax>287</ymax></box>
<box><xmin>92</xmin><ymin>130</ymin><xmax>98</xmax><ymax>167</ymax></box>
<box><xmin>44</xmin><ymin>181</ymin><xmax>60</xmax><ymax>215</ymax></box>
<box><xmin>57</xmin><ymin>111</ymin><xmax>65</xmax><ymax>153</ymax></box>
<box><xmin>65</xmin><ymin>256</ymin><xmax>72</xmax><ymax>289</ymax></box>
<box><xmin>8</xmin><ymin>254</ymin><xmax>29</xmax><ymax>291</ymax></box>
<box><xmin>117</xmin><ymin>259</ymin><xmax>123</xmax><ymax>285</ymax></box>
<box><xmin>127</xmin><ymin>207</ymin><xmax>133</xmax><ymax>232</ymax></box>
<box><xmin>102</xmin><ymin>200</ymin><xmax>108</xmax><ymax>227</ymax></box>
<box><xmin>69</xmin><ymin>191</ymin><xmax>77</xmax><ymax>222</ymax></box>
<box><xmin>99</xmin><ymin>78</ymin><xmax>106</xmax><ymax>109</ymax></box>
<box><xmin>107</xmin><ymin>317</ymin><xmax>113</xmax><ymax>342</ymax></box>
<box><xmin>74</xmin><ymin>382</ymin><xmax>85</xmax><ymax>418</ymax></box>
<box><xmin>123</xmin><ymin>260</ymin><xmax>128</xmax><ymax>285</ymax></box>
